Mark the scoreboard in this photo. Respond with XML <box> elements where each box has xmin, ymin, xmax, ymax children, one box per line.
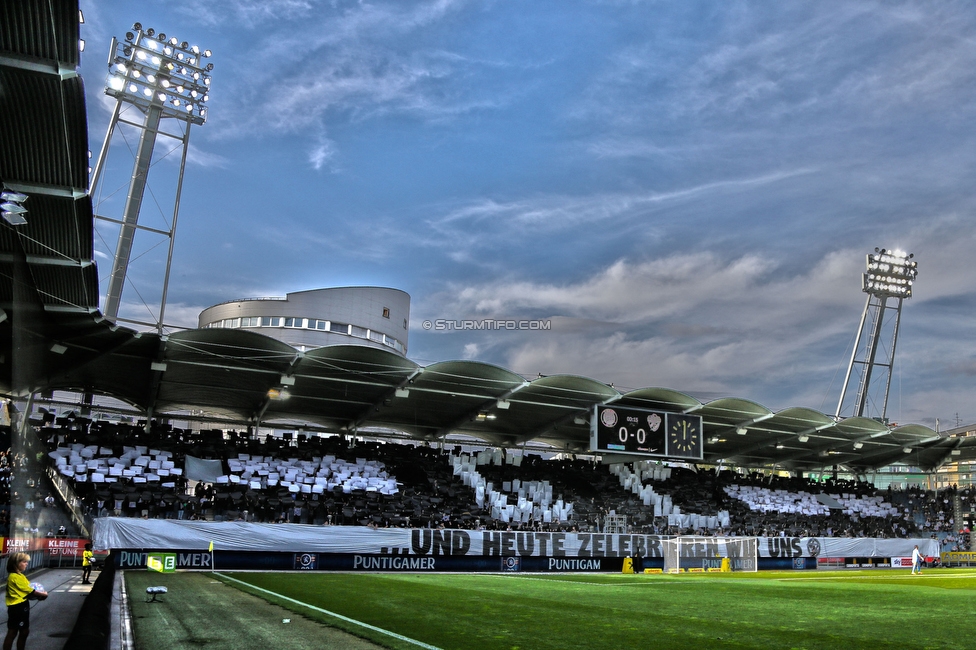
<box><xmin>590</xmin><ymin>405</ymin><xmax>703</xmax><ymax>460</ymax></box>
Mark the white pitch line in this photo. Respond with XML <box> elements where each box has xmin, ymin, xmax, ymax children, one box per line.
<box><xmin>478</xmin><ymin>573</ymin><xmax>658</xmax><ymax>587</ymax></box>
<box><xmin>776</xmin><ymin>571</ymin><xmax>976</xmax><ymax>582</ymax></box>
<box><xmin>216</xmin><ymin>572</ymin><xmax>442</xmax><ymax>650</ymax></box>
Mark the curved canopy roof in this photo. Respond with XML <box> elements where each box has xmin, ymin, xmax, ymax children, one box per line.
<box><xmin>1</xmin><ymin>1</ymin><xmax>969</xmax><ymax>475</ymax></box>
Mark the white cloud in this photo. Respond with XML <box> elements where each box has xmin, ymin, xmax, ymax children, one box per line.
<box><xmin>206</xmin><ymin>0</ymin><xmax>485</xmax><ymax>139</ymax></box>
<box><xmin>308</xmin><ymin>136</ymin><xmax>339</xmax><ymax>171</ymax></box>
<box><xmin>416</xmin><ymin>232</ymin><xmax>976</xmax><ymax>415</ymax></box>
<box><xmin>461</xmin><ymin>342</ymin><xmax>480</xmax><ymax>359</ymax></box>
<box><xmin>429</xmin><ymin>169</ymin><xmax>816</xmax><ymax>236</ymax></box>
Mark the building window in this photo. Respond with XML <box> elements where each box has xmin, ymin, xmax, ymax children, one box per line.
<box><xmin>369</xmin><ymin>330</ymin><xmax>383</xmax><ymax>342</ymax></box>
<box><xmin>225</xmin><ymin>318</ymin><xmax>241</xmax><ymax>328</ymax></box>
<box><xmin>284</xmin><ymin>317</ymin><xmax>306</xmax><ymax>328</ymax></box>
<box><xmin>315</xmin><ymin>320</ymin><xmax>328</xmax><ymax>330</ymax></box>
<box><xmin>241</xmin><ymin>317</ymin><xmax>259</xmax><ymax>327</ymax></box>
<box><xmin>351</xmin><ymin>325</ymin><xmax>368</xmax><ymax>338</ymax></box>
<box><xmin>382</xmin><ymin>307</ymin><xmax>390</xmax><ymax>318</ymax></box>
<box><xmin>329</xmin><ymin>322</ymin><xmax>349</xmax><ymax>334</ymax></box>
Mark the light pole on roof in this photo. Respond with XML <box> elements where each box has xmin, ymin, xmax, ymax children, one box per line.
<box><xmin>835</xmin><ymin>248</ymin><xmax>918</xmax><ymax>421</ymax></box>
<box><xmin>90</xmin><ymin>22</ymin><xmax>214</xmax><ymax>333</ymax></box>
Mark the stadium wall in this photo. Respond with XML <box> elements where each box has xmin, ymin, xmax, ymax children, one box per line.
<box><xmin>94</xmin><ymin>519</ymin><xmax>933</xmax><ymax>573</ymax></box>
<box><xmin>108</xmin><ymin>549</ymin><xmax>819</xmax><ymax>572</ymax></box>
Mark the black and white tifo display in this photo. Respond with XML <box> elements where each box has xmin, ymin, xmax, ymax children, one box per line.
<box><xmin>591</xmin><ymin>405</ymin><xmax>703</xmax><ymax>460</ymax></box>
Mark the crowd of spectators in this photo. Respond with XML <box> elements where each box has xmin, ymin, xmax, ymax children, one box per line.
<box><xmin>1</xmin><ymin>422</ymin><xmax>76</xmax><ymax>538</ymax></box>
<box><xmin>20</xmin><ymin>415</ymin><xmax>976</xmax><ymax>548</ymax></box>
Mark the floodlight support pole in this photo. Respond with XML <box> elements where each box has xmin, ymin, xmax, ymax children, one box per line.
<box><xmin>853</xmin><ymin>296</ymin><xmax>889</xmax><ymax>418</ymax></box>
<box><xmin>880</xmin><ymin>300</ymin><xmax>903</xmax><ymax>419</ymax></box>
<box><xmin>103</xmin><ymin>102</ymin><xmax>163</xmax><ymax>321</ymax></box>
<box><xmin>94</xmin><ymin>27</ymin><xmax>213</xmax><ymax>331</ymax></box>
<box><xmin>89</xmin><ymin>105</ymin><xmax>122</xmax><ymax>193</ymax></box>
<box><xmin>835</xmin><ymin>294</ymin><xmax>871</xmax><ymax>419</ymax></box>
<box><xmin>156</xmin><ymin>122</ymin><xmax>191</xmax><ymax>334</ymax></box>
<box><xmin>837</xmin><ymin>248</ymin><xmax>913</xmax><ymax>422</ymax></box>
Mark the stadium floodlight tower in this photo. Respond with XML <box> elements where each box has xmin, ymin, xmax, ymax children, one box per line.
<box><xmin>90</xmin><ymin>23</ymin><xmax>213</xmax><ymax>332</ymax></box>
<box><xmin>835</xmin><ymin>248</ymin><xmax>918</xmax><ymax>421</ymax></box>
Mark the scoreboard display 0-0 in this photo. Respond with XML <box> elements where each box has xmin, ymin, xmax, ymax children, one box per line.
<box><xmin>590</xmin><ymin>405</ymin><xmax>703</xmax><ymax>460</ymax></box>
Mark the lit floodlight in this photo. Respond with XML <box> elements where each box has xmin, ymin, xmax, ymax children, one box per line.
<box><xmin>103</xmin><ymin>23</ymin><xmax>214</xmax><ymax>126</ymax></box>
<box><xmin>1</xmin><ymin>190</ymin><xmax>29</xmax><ymax>226</ymax></box>
<box><xmin>862</xmin><ymin>248</ymin><xmax>917</xmax><ymax>299</ymax></box>
<box><xmin>837</xmin><ymin>247</ymin><xmax>918</xmax><ymax>420</ymax></box>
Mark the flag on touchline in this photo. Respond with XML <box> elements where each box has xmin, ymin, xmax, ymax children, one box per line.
<box><xmin>209</xmin><ymin>541</ymin><xmax>213</xmax><ymax>552</ymax></box>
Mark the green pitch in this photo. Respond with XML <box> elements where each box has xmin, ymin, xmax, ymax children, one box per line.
<box><xmin>126</xmin><ymin>569</ymin><xmax>976</xmax><ymax>650</ymax></box>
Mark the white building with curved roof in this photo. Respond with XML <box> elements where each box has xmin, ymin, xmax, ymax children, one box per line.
<box><xmin>198</xmin><ymin>287</ymin><xmax>410</xmax><ymax>356</ymax></box>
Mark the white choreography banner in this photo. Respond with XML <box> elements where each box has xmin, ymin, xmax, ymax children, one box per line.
<box><xmin>93</xmin><ymin>518</ymin><xmax>939</xmax><ymax>559</ymax></box>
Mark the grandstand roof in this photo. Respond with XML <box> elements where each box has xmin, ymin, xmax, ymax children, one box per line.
<box><xmin>3</xmin><ymin>0</ymin><xmax>973</xmax><ymax>475</ymax></box>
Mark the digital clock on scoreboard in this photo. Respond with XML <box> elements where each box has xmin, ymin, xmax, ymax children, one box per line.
<box><xmin>590</xmin><ymin>405</ymin><xmax>703</xmax><ymax>460</ymax></box>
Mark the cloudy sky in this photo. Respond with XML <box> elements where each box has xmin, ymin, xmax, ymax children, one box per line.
<box><xmin>78</xmin><ymin>1</ymin><xmax>976</xmax><ymax>429</ymax></box>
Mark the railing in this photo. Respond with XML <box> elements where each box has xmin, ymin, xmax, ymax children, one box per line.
<box><xmin>46</xmin><ymin>466</ymin><xmax>94</xmax><ymax>538</ymax></box>
<box><xmin>0</xmin><ymin>549</ymin><xmax>53</xmax><ymax>585</ymax></box>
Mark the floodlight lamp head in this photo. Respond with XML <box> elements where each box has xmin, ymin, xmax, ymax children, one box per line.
<box><xmin>0</xmin><ymin>202</ymin><xmax>27</xmax><ymax>214</ymax></box>
<box><xmin>1</xmin><ymin>190</ymin><xmax>28</xmax><ymax>225</ymax></box>
<box><xmin>132</xmin><ymin>22</ymin><xmax>142</xmax><ymax>31</ymax></box>
<box><xmin>146</xmin><ymin>27</ymin><xmax>155</xmax><ymax>37</ymax></box>
<box><xmin>125</xmin><ymin>31</ymin><xmax>134</xmax><ymax>42</ymax></box>
<box><xmin>105</xmin><ymin>31</ymin><xmax>214</xmax><ymax>126</ymax></box>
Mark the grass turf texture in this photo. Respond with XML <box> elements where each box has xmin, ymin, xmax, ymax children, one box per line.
<box><xmin>131</xmin><ymin>569</ymin><xmax>976</xmax><ymax>650</ymax></box>
<box><xmin>125</xmin><ymin>571</ymin><xmax>383</xmax><ymax>650</ymax></box>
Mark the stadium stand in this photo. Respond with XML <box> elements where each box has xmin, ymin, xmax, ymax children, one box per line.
<box><xmin>28</xmin><ymin>416</ymin><xmax>976</xmax><ymax>544</ymax></box>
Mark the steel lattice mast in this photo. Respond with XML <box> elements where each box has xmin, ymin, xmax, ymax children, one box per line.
<box><xmin>90</xmin><ymin>22</ymin><xmax>213</xmax><ymax>332</ymax></box>
<box><xmin>835</xmin><ymin>248</ymin><xmax>918</xmax><ymax>421</ymax></box>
